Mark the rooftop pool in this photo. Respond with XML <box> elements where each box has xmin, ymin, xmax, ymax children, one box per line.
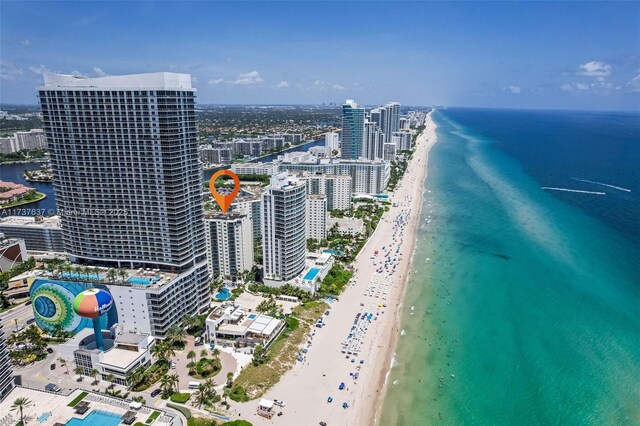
<box><xmin>66</xmin><ymin>410</ymin><xmax>122</xmax><ymax>426</ymax></box>
<box><xmin>127</xmin><ymin>276</ymin><xmax>160</xmax><ymax>285</ymax></box>
<box><xmin>303</xmin><ymin>267</ymin><xmax>321</xmax><ymax>281</ymax></box>
<box><xmin>60</xmin><ymin>272</ymin><xmax>105</xmax><ymax>281</ymax></box>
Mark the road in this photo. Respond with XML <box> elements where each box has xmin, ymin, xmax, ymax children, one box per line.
<box><xmin>0</xmin><ymin>302</ymin><xmax>34</xmax><ymax>334</ymax></box>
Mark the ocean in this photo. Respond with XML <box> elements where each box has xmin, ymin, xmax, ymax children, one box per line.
<box><xmin>380</xmin><ymin>108</ymin><xmax>640</xmax><ymax>425</ymax></box>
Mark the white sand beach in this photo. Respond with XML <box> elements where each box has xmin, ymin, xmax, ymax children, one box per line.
<box><xmin>231</xmin><ymin>110</ymin><xmax>439</xmax><ymax>425</ymax></box>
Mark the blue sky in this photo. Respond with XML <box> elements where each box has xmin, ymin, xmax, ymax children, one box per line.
<box><xmin>1</xmin><ymin>1</ymin><xmax>639</xmax><ymax>110</ymax></box>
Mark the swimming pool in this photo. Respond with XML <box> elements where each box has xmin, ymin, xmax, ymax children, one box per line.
<box><xmin>248</xmin><ymin>314</ymin><xmax>257</xmax><ymax>319</ymax></box>
<box><xmin>303</xmin><ymin>267</ymin><xmax>321</xmax><ymax>281</ymax></box>
<box><xmin>60</xmin><ymin>272</ymin><xmax>105</xmax><ymax>281</ymax></box>
<box><xmin>127</xmin><ymin>276</ymin><xmax>160</xmax><ymax>285</ymax></box>
<box><xmin>66</xmin><ymin>410</ymin><xmax>122</xmax><ymax>426</ymax></box>
<box><xmin>214</xmin><ymin>288</ymin><xmax>231</xmax><ymax>300</ymax></box>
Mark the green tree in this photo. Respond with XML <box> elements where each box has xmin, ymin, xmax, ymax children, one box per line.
<box><xmin>74</xmin><ymin>366</ymin><xmax>84</xmax><ymax>381</ymax></box>
<box><xmin>11</xmin><ymin>397</ymin><xmax>32</xmax><ymax>424</ymax></box>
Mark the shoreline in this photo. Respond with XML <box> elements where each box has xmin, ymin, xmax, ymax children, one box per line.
<box><xmin>229</xmin><ymin>110</ymin><xmax>438</xmax><ymax>425</ymax></box>
<box><xmin>370</xmin><ymin>110</ymin><xmax>438</xmax><ymax>425</ymax></box>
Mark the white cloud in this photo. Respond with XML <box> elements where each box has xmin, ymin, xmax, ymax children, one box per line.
<box><xmin>313</xmin><ymin>80</ymin><xmax>322</xmax><ymax>86</ymax></box>
<box><xmin>277</xmin><ymin>81</ymin><xmax>290</xmax><ymax>88</ymax></box>
<box><xmin>575</xmin><ymin>82</ymin><xmax>589</xmax><ymax>90</ymax></box>
<box><xmin>208</xmin><ymin>78</ymin><xmax>224</xmax><ymax>85</ymax></box>
<box><xmin>231</xmin><ymin>70</ymin><xmax>264</xmax><ymax>85</ymax></box>
<box><xmin>578</xmin><ymin>61</ymin><xmax>612</xmax><ymax>77</ymax></box>
<box><xmin>93</xmin><ymin>67</ymin><xmax>106</xmax><ymax>77</ymax></box>
<box><xmin>19</xmin><ymin>39</ymin><xmax>30</xmax><ymax>46</ymax></box>
<box><xmin>560</xmin><ymin>83</ymin><xmax>573</xmax><ymax>91</ymax></box>
<box><xmin>509</xmin><ymin>85</ymin><xmax>521</xmax><ymax>94</ymax></box>
<box><xmin>29</xmin><ymin>65</ymin><xmax>51</xmax><ymax>75</ymax></box>
<box><xmin>332</xmin><ymin>84</ymin><xmax>345</xmax><ymax>90</ymax></box>
<box><xmin>71</xmin><ymin>69</ymin><xmax>83</xmax><ymax>77</ymax></box>
<box><xmin>0</xmin><ymin>63</ymin><xmax>23</xmax><ymax>80</ymax></box>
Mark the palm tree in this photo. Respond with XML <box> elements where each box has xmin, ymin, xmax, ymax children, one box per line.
<box><xmin>166</xmin><ymin>325</ymin><xmax>187</xmax><ymax>346</ymax></box>
<box><xmin>187</xmin><ymin>361</ymin><xmax>196</xmax><ymax>375</ymax></box>
<box><xmin>200</xmin><ymin>349</ymin><xmax>208</xmax><ymax>360</ymax></box>
<box><xmin>160</xmin><ymin>374</ymin><xmax>175</xmax><ymax>396</ymax></box>
<box><xmin>74</xmin><ymin>366</ymin><xmax>84</xmax><ymax>381</ymax></box>
<box><xmin>90</xmin><ymin>368</ymin><xmax>100</xmax><ymax>385</ymax></box>
<box><xmin>126</xmin><ymin>366</ymin><xmax>146</xmax><ymax>390</ymax></box>
<box><xmin>106</xmin><ymin>373</ymin><xmax>116</xmax><ymax>389</ymax></box>
<box><xmin>168</xmin><ymin>373</ymin><xmax>180</xmax><ymax>393</ymax></box>
<box><xmin>11</xmin><ymin>397</ymin><xmax>32</xmax><ymax>424</ymax></box>
<box><xmin>58</xmin><ymin>357</ymin><xmax>69</xmax><ymax>375</ymax></box>
<box><xmin>187</xmin><ymin>350</ymin><xmax>196</xmax><ymax>364</ymax></box>
<box><xmin>226</xmin><ymin>371</ymin><xmax>234</xmax><ymax>388</ymax></box>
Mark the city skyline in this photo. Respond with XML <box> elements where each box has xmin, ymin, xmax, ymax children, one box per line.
<box><xmin>1</xmin><ymin>2</ymin><xmax>639</xmax><ymax>110</ymax></box>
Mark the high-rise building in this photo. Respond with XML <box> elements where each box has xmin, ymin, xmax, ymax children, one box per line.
<box><xmin>399</xmin><ymin>116</ymin><xmax>410</xmax><ymax>130</ymax></box>
<box><xmin>383</xmin><ymin>142</ymin><xmax>397</xmax><ymax>161</ymax></box>
<box><xmin>0</xmin><ymin>328</ymin><xmax>14</xmax><ymax>401</ymax></box>
<box><xmin>204</xmin><ymin>212</ymin><xmax>254</xmax><ymax>281</ymax></box>
<box><xmin>381</xmin><ymin>102</ymin><xmax>401</xmax><ymax>142</ymax></box>
<box><xmin>262</xmin><ymin>172</ymin><xmax>307</xmax><ymax>282</ymax></box>
<box><xmin>231</xmin><ymin>189</ymin><xmax>263</xmax><ymax>241</ymax></box>
<box><xmin>306</xmin><ymin>195</ymin><xmax>327</xmax><ymax>242</ymax></box>
<box><xmin>340</xmin><ymin>99</ymin><xmax>365</xmax><ymax>160</ymax></box>
<box><xmin>302</xmin><ymin>174</ymin><xmax>352</xmax><ymax>211</ymax></box>
<box><xmin>39</xmin><ymin>72</ymin><xmax>210</xmax><ymax>335</ymax></box>
<box><xmin>363</xmin><ymin>121</ymin><xmax>385</xmax><ymax>161</ymax></box>
<box><xmin>325</xmin><ymin>132</ymin><xmax>339</xmax><ymax>153</ymax></box>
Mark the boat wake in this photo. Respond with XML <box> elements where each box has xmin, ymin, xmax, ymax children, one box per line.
<box><xmin>541</xmin><ymin>187</ymin><xmax>605</xmax><ymax>195</ymax></box>
<box><xmin>571</xmin><ymin>178</ymin><xmax>632</xmax><ymax>193</ymax></box>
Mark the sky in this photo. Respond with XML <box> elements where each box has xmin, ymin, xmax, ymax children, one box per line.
<box><xmin>1</xmin><ymin>1</ymin><xmax>639</xmax><ymax>110</ymax></box>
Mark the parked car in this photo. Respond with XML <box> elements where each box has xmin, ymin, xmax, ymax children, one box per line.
<box><xmin>45</xmin><ymin>383</ymin><xmax>61</xmax><ymax>392</ymax></box>
<box><xmin>170</xmin><ymin>361</ymin><xmax>176</xmax><ymax>369</ymax></box>
<box><xmin>194</xmin><ymin>337</ymin><xmax>203</xmax><ymax>346</ymax></box>
<box><xmin>46</xmin><ymin>347</ymin><xmax>53</xmax><ymax>354</ymax></box>
<box><xmin>150</xmin><ymin>389</ymin><xmax>162</xmax><ymax>397</ymax></box>
<box><xmin>26</xmin><ymin>318</ymin><xmax>36</xmax><ymax>325</ymax></box>
<box><xmin>50</xmin><ymin>364</ymin><xmax>56</xmax><ymax>370</ymax></box>
<box><xmin>274</xmin><ymin>399</ymin><xmax>286</xmax><ymax>407</ymax></box>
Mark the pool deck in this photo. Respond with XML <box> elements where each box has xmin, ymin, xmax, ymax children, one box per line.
<box><xmin>0</xmin><ymin>387</ymin><xmax>175</xmax><ymax>426</ymax></box>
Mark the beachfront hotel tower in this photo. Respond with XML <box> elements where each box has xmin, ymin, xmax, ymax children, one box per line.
<box><xmin>0</xmin><ymin>328</ymin><xmax>13</xmax><ymax>401</ymax></box>
<box><xmin>38</xmin><ymin>73</ymin><xmax>210</xmax><ymax>333</ymax></box>
<box><xmin>340</xmin><ymin>99</ymin><xmax>365</xmax><ymax>160</ymax></box>
<box><xmin>261</xmin><ymin>172</ymin><xmax>307</xmax><ymax>283</ymax></box>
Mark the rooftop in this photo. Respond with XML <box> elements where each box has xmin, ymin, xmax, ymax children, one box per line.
<box><xmin>0</xmin><ymin>215</ymin><xmax>62</xmax><ymax>228</ymax></box>
<box><xmin>42</xmin><ymin>72</ymin><xmax>193</xmax><ymax>90</ymax></box>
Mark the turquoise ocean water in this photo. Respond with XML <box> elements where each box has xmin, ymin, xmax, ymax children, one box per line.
<box><xmin>380</xmin><ymin>109</ymin><xmax>640</xmax><ymax>425</ymax></box>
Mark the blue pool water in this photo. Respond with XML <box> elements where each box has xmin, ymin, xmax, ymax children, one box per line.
<box><xmin>214</xmin><ymin>288</ymin><xmax>231</xmax><ymax>300</ymax></box>
<box><xmin>303</xmin><ymin>267</ymin><xmax>321</xmax><ymax>281</ymax></box>
<box><xmin>66</xmin><ymin>410</ymin><xmax>122</xmax><ymax>426</ymax></box>
<box><xmin>60</xmin><ymin>272</ymin><xmax>105</xmax><ymax>281</ymax></box>
<box><xmin>248</xmin><ymin>314</ymin><xmax>257</xmax><ymax>319</ymax></box>
<box><xmin>127</xmin><ymin>276</ymin><xmax>160</xmax><ymax>285</ymax></box>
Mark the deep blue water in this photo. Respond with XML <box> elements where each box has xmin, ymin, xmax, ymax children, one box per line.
<box><xmin>443</xmin><ymin>108</ymin><xmax>640</xmax><ymax>245</ymax></box>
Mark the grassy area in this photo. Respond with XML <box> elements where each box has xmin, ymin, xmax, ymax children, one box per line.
<box><xmin>145</xmin><ymin>411</ymin><xmax>161</xmax><ymax>424</ymax></box>
<box><xmin>67</xmin><ymin>391</ymin><xmax>88</xmax><ymax>407</ymax></box>
<box><xmin>230</xmin><ymin>301</ymin><xmax>327</xmax><ymax>401</ymax></box>
<box><xmin>170</xmin><ymin>392</ymin><xmax>191</xmax><ymax>403</ymax></box>
<box><xmin>0</xmin><ymin>192</ymin><xmax>46</xmax><ymax>210</ymax></box>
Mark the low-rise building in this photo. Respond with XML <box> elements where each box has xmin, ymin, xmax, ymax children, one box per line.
<box><xmin>231</xmin><ymin>162</ymin><xmax>279</xmax><ymax>176</ymax></box>
<box><xmin>205</xmin><ymin>302</ymin><xmax>285</xmax><ymax>352</ymax></box>
<box><xmin>0</xmin><ymin>235</ymin><xmax>27</xmax><ymax>272</ymax></box>
<box><xmin>0</xmin><ymin>181</ymin><xmax>36</xmax><ymax>205</ymax></box>
<box><xmin>0</xmin><ymin>216</ymin><xmax>64</xmax><ymax>252</ymax></box>
<box><xmin>58</xmin><ymin>327</ymin><xmax>155</xmax><ymax>386</ymax></box>
<box><xmin>328</xmin><ymin>217</ymin><xmax>365</xmax><ymax>235</ymax></box>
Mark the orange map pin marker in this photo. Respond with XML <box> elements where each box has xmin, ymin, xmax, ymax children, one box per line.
<box><xmin>209</xmin><ymin>170</ymin><xmax>241</xmax><ymax>214</ymax></box>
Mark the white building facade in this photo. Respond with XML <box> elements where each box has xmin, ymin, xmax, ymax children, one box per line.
<box><xmin>305</xmin><ymin>194</ymin><xmax>327</xmax><ymax>242</ymax></box>
<box><xmin>204</xmin><ymin>212</ymin><xmax>254</xmax><ymax>281</ymax></box>
<box><xmin>262</xmin><ymin>173</ymin><xmax>307</xmax><ymax>283</ymax></box>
